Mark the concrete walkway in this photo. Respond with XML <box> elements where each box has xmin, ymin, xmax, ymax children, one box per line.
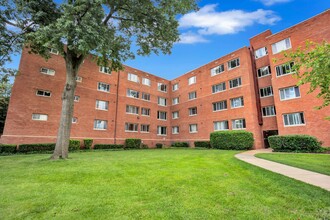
<box><xmin>235</xmin><ymin>149</ymin><xmax>330</xmax><ymax>191</ymax></box>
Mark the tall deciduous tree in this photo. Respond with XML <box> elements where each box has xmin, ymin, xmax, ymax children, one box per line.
<box><xmin>0</xmin><ymin>0</ymin><xmax>197</xmax><ymax>159</ymax></box>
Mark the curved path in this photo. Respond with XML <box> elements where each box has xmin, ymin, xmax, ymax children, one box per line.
<box><xmin>235</xmin><ymin>149</ymin><xmax>330</xmax><ymax>191</ymax></box>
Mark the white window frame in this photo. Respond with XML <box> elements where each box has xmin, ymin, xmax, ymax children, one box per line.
<box><xmin>127</xmin><ymin>89</ymin><xmax>139</xmax><ymax>99</ymax></box>
<box><xmin>142</xmin><ymin>78</ymin><xmax>151</xmax><ymax>86</ymax></box>
<box><xmin>272</xmin><ymin>38</ymin><xmax>292</xmax><ymax>54</ymax></box>
<box><xmin>213</xmin><ymin>121</ymin><xmax>229</xmax><ymax>131</ymax></box>
<box><xmin>228</xmin><ymin>58</ymin><xmax>240</xmax><ymax>70</ymax></box>
<box><xmin>254</xmin><ymin>47</ymin><xmax>268</xmax><ymax>59</ymax></box>
<box><xmin>172</xmin><ymin>83</ymin><xmax>179</xmax><ymax>91</ymax></box>
<box><xmin>172</xmin><ymin>111</ymin><xmax>179</xmax><ymax>119</ymax></box>
<box><xmin>141</xmin><ymin>92</ymin><xmax>151</xmax><ymax>101</ymax></box>
<box><xmin>97</xmin><ymin>82</ymin><xmax>110</xmax><ymax>92</ymax></box>
<box><xmin>141</xmin><ymin>108</ymin><xmax>150</xmax><ymax>116</ymax></box>
<box><xmin>157</xmin><ymin>83</ymin><xmax>167</xmax><ymax>92</ymax></box>
<box><xmin>128</xmin><ymin>73</ymin><xmax>139</xmax><ymax>83</ymax></box>
<box><xmin>49</xmin><ymin>48</ymin><xmax>59</xmax><ymax>55</ymax></box>
<box><xmin>99</xmin><ymin>66</ymin><xmax>111</xmax><ymax>74</ymax></box>
<box><xmin>36</xmin><ymin>90</ymin><xmax>51</xmax><ymax>97</ymax></box>
<box><xmin>157</xmin><ymin>111</ymin><xmax>167</xmax><ymax>120</ymax></box>
<box><xmin>188</xmin><ymin>76</ymin><xmax>196</xmax><ymax>85</ymax></box>
<box><xmin>126</xmin><ymin>105</ymin><xmax>139</xmax><ymax>115</ymax></box>
<box><xmin>94</xmin><ymin>119</ymin><xmax>107</xmax><ymax>130</ymax></box>
<box><xmin>188</xmin><ymin>91</ymin><xmax>197</xmax><ymax>100</ymax></box>
<box><xmin>262</xmin><ymin>106</ymin><xmax>276</xmax><ymax>117</ymax></box>
<box><xmin>75</xmin><ymin>76</ymin><xmax>82</xmax><ymax>82</ymax></box>
<box><xmin>232</xmin><ymin>119</ymin><xmax>246</xmax><ymax>130</ymax></box>
<box><xmin>157</xmin><ymin>126</ymin><xmax>167</xmax><ymax>136</ymax></box>
<box><xmin>213</xmin><ymin>100</ymin><xmax>227</xmax><ymax>112</ymax></box>
<box><xmin>275</xmin><ymin>62</ymin><xmax>295</xmax><ymax>77</ymax></box>
<box><xmin>141</xmin><ymin>124</ymin><xmax>150</xmax><ymax>133</ymax></box>
<box><xmin>172</xmin><ymin>97</ymin><xmax>179</xmax><ymax>105</ymax></box>
<box><xmin>32</xmin><ymin>114</ymin><xmax>48</xmax><ymax>121</ymax></box>
<box><xmin>260</xmin><ymin>86</ymin><xmax>273</xmax><ymax>98</ymax></box>
<box><xmin>40</xmin><ymin>67</ymin><xmax>55</xmax><ymax>76</ymax></box>
<box><xmin>279</xmin><ymin>86</ymin><xmax>300</xmax><ymax>101</ymax></box>
<box><xmin>257</xmin><ymin>66</ymin><xmax>271</xmax><ymax>78</ymax></box>
<box><xmin>74</xmin><ymin>95</ymin><xmax>80</xmax><ymax>102</ymax></box>
<box><xmin>189</xmin><ymin>124</ymin><xmax>198</xmax><ymax>133</ymax></box>
<box><xmin>212</xmin><ymin>82</ymin><xmax>226</xmax><ymax>94</ymax></box>
<box><xmin>211</xmin><ymin>64</ymin><xmax>225</xmax><ymax>76</ymax></box>
<box><xmin>230</xmin><ymin>97</ymin><xmax>244</xmax><ymax>108</ymax></box>
<box><xmin>158</xmin><ymin>97</ymin><xmax>167</xmax><ymax>106</ymax></box>
<box><xmin>96</xmin><ymin>100</ymin><xmax>109</xmax><ymax>111</ymax></box>
<box><xmin>125</xmin><ymin>123</ymin><xmax>138</xmax><ymax>132</ymax></box>
<box><xmin>189</xmin><ymin>107</ymin><xmax>197</xmax><ymax>116</ymax></box>
<box><xmin>283</xmin><ymin>112</ymin><xmax>305</xmax><ymax>127</ymax></box>
<box><xmin>172</xmin><ymin>126</ymin><xmax>179</xmax><ymax>134</ymax></box>
<box><xmin>72</xmin><ymin>117</ymin><xmax>78</xmax><ymax>123</ymax></box>
<box><xmin>229</xmin><ymin>77</ymin><xmax>242</xmax><ymax>89</ymax></box>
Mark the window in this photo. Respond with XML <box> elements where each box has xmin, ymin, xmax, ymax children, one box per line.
<box><xmin>172</xmin><ymin>83</ymin><xmax>179</xmax><ymax>91</ymax></box>
<box><xmin>213</xmin><ymin>100</ymin><xmax>227</xmax><ymax>111</ymax></box>
<box><xmin>257</xmin><ymin>66</ymin><xmax>271</xmax><ymax>78</ymax></box>
<box><xmin>229</xmin><ymin>77</ymin><xmax>242</xmax><ymax>88</ymax></box>
<box><xmin>172</xmin><ymin>126</ymin><xmax>179</xmax><ymax>134</ymax></box>
<box><xmin>172</xmin><ymin>97</ymin><xmax>179</xmax><ymax>105</ymax></box>
<box><xmin>279</xmin><ymin>86</ymin><xmax>300</xmax><ymax>100</ymax></box>
<box><xmin>272</xmin><ymin>38</ymin><xmax>291</xmax><ymax>54</ymax></box>
<box><xmin>276</xmin><ymin>62</ymin><xmax>295</xmax><ymax>77</ymax></box>
<box><xmin>157</xmin><ymin>126</ymin><xmax>167</xmax><ymax>135</ymax></box>
<box><xmin>211</xmin><ymin>64</ymin><xmax>224</xmax><ymax>76</ymax></box>
<box><xmin>212</xmin><ymin>82</ymin><xmax>226</xmax><ymax>93</ymax></box>
<box><xmin>126</xmin><ymin>105</ymin><xmax>139</xmax><ymax>114</ymax></box>
<box><xmin>172</xmin><ymin>111</ymin><xmax>179</xmax><ymax>119</ymax></box>
<box><xmin>49</xmin><ymin>48</ymin><xmax>59</xmax><ymax>55</ymax></box>
<box><xmin>72</xmin><ymin>117</ymin><xmax>78</xmax><ymax>123</ymax></box>
<box><xmin>230</xmin><ymin>97</ymin><xmax>244</xmax><ymax>108</ymax></box>
<box><xmin>141</xmin><ymin>92</ymin><xmax>150</xmax><ymax>101</ymax></box>
<box><xmin>260</xmin><ymin>86</ymin><xmax>273</xmax><ymax>98</ymax></box>
<box><xmin>158</xmin><ymin>97</ymin><xmax>167</xmax><ymax>106</ymax></box>
<box><xmin>142</xmin><ymin>78</ymin><xmax>151</xmax><ymax>86</ymax></box>
<box><xmin>214</xmin><ymin>121</ymin><xmax>229</xmax><ymax>131</ymax></box>
<box><xmin>255</xmin><ymin>47</ymin><xmax>268</xmax><ymax>59</ymax></box>
<box><xmin>125</xmin><ymin>123</ymin><xmax>138</xmax><ymax>132</ymax></box>
<box><xmin>283</xmin><ymin>112</ymin><xmax>305</xmax><ymax>126</ymax></box>
<box><xmin>36</xmin><ymin>90</ymin><xmax>51</xmax><ymax>97</ymax></box>
<box><xmin>141</xmin><ymin>108</ymin><xmax>150</xmax><ymax>116</ymax></box>
<box><xmin>94</xmin><ymin>120</ymin><xmax>107</xmax><ymax>130</ymax></box>
<box><xmin>232</xmin><ymin>119</ymin><xmax>246</xmax><ymax>129</ymax></box>
<box><xmin>188</xmin><ymin>76</ymin><xmax>196</xmax><ymax>85</ymax></box>
<box><xmin>96</xmin><ymin>100</ymin><xmax>109</xmax><ymax>110</ymax></box>
<box><xmin>97</xmin><ymin>82</ymin><xmax>110</xmax><ymax>92</ymax></box>
<box><xmin>141</xmin><ymin>124</ymin><xmax>150</xmax><ymax>133</ymax></box>
<box><xmin>157</xmin><ymin>111</ymin><xmax>167</xmax><ymax>120</ymax></box>
<box><xmin>189</xmin><ymin>124</ymin><xmax>198</xmax><ymax>133</ymax></box>
<box><xmin>32</xmin><ymin>114</ymin><xmax>48</xmax><ymax>121</ymax></box>
<box><xmin>128</xmin><ymin>73</ymin><xmax>139</xmax><ymax>83</ymax></box>
<box><xmin>158</xmin><ymin>83</ymin><xmax>167</xmax><ymax>92</ymax></box>
<box><xmin>40</xmin><ymin>67</ymin><xmax>55</xmax><ymax>76</ymax></box>
<box><xmin>189</xmin><ymin>107</ymin><xmax>197</xmax><ymax>116</ymax></box>
<box><xmin>127</xmin><ymin>89</ymin><xmax>139</xmax><ymax>98</ymax></box>
<box><xmin>228</xmin><ymin>58</ymin><xmax>240</xmax><ymax>70</ymax></box>
<box><xmin>99</xmin><ymin>66</ymin><xmax>110</xmax><ymax>74</ymax></box>
<box><xmin>75</xmin><ymin>76</ymin><xmax>82</xmax><ymax>82</ymax></box>
<box><xmin>262</xmin><ymin>106</ymin><xmax>276</xmax><ymax>117</ymax></box>
<box><xmin>74</xmin><ymin>95</ymin><xmax>80</xmax><ymax>102</ymax></box>
<box><xmin>188</xmin><ymin>91</ymin><xmax>197</xmax><ymax>100</ymax></box>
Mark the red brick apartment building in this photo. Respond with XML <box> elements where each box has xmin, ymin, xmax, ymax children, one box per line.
<box><xmin>1</xmin><ymin>10</ymin><xmax>330</xmax><ymax>148</ymax></box>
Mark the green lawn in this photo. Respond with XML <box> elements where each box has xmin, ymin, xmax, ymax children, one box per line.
<box><xmin>256</xmin><ymin>152</ymin><xmax>330</xmax><ymax>176</ymax></box>
<box><xmin>1</xmin><ymin>149</ymin><xmax>330</xmax><ymax>219</ymax></box>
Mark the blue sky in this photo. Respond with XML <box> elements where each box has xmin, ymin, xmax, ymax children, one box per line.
<box><xmin>6</xmin><ymin>0</ymin><xmax>330</xmax><ymax>80</ymax></box>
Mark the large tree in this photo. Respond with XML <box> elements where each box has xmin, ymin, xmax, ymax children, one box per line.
<box><xmin>0</xmin><ymin>0</ymin><xmax>197</xmax><ymax>159</ymax></box>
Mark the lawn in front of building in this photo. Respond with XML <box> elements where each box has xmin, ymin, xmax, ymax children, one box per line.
<box><xmin>1</xmin><ymin>149</ymin><xmax>330</xmax><ymax>219</ymax></box>
<box><xmin>256</xmin><ymin>152</ymin><xmax>330</xmax><ymax>176</ymax></box>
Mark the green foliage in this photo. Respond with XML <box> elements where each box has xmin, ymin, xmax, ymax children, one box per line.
<box><xmin>194</xmin><ymin>141</ymin><xmax>211</xmax><ymax>148</ymax></box>
<box><xmin>83</xmin><ymin>139</ymin><xmax>93</xmax><ymax>149</ymax></box>
<box><xmin>93</xmin><ymin>144</ymin><xmax>124</xmax><ymax>150</ymax></box>
<box><xmin>210</xmin><ymin>131</ymin><xmax>254</xmax><ymax>150</ymax></box>
<box><xmin>18</xmin><ymin>143</ymin><xmax>55</xmax><ymax>153</ymax></box>
<box><xmin>0</xmin><ymin>144</ymin><xmax>17</xmax><ymax>154</ymax></box>
<box><xmin>155</xmin><ymin>143</ymin><xmax>163</xmax><ymax>149</ymax></box>
<box><xmin>268</xmin><ymin>135</ymin><xmax>322</xmax><ymax>153</ymax></box>
<box><xmin>125</xmin><ymin>139</ymin><xmax>142</xmax><ymax>149</ymax></box>
<box><xmin>283</xmin><ymin>41</ymin><xmax>330</xmax><ymax>112</ymax></box>
<box><xmin>69</xmin><ymin>140</ymin><xmax>80</xmax><ymax>151</ymax></box>
<box><xmin>171</xmin><ymin>142</ymin><xmax>189</xmax><ymax>148</ymax></box>
<box><xmin>141</xmin><ymin>144</ymin><xmax>149</xmax><ymax>149</ymax></box>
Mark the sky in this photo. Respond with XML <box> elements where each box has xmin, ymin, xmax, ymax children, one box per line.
<box><xmin>5</xmin><ymin>0</ymin><xmax>330</xmax><ymax>80</ymax></box>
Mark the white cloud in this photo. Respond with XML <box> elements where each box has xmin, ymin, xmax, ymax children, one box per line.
<box><xmin>179</xmin><ymin>4</ymin><xmax>281</xmax><ymax>37</ymax></box>
<box><xmin>256</xmin><ymin>0</ymin><xmax>292</xmax><ymax>6</ymax></box>
<box><xmin>178</xmin><ymin>32</ymin><xmax>208</xmax><ymax>44</ymax></box>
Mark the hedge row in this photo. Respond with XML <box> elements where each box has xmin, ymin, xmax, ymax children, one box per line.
<box><xmin>171</xmin><ymin>142</ymin><xmax>189</xmax><ymax>148</ymax></box>
<box><xmin>0</xmin><ymin>144</ymin><xmax>17</xmax><ymax>154</ymax></box>
<box><xmin>125</xmin><ymin>139</ymin><xmax>142</xmax><ymax>149</ymax></box>
<box><xmin>194</xmin><ymin>141</ymin><xmax>211</xmax><ymax>148</ymax></box>
<box><xmin>93</xmin><ymin>144</ymin><xmax>124</xmax><ymax>150</ymax></box>
<box><xmin>210</xmin><ymin>130</ymin><xmax>254</xmax><ymax>150</ymax></box>
<box><xmin>268</xmin><ymin>135</ymin><xmax>322</xmax><ymax>152</ymax></box>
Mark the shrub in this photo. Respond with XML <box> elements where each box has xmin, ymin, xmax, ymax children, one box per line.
<box><xmin>210</xmin><ymin>130</ymin><xmax>254</xmax><ymax>150</ymax></box>
<box><xmin>18</xmin><ymin>143</ymin><xmax>55</xmax><ymax>153</ymax></box>
<box><xmin>69</xmin><ymin>140</ymin><xmax>81</xmax><ymax>151</ymax></box>
<box><xmin>156</xmin><ymin>143</ymin><xmax>163</xmax><ymax>149</ymax></box>
<box><xmin>194</xmin><ymin>141</ymin><xmax>211</xmax><ymax>148</ymax></box>
<box><xmin>93</xmin><ymin>144</ymin><xmax>124</xmax><ymax>150</ymax></box>
<box><xmin>83</xmin><ymin>139</ymin><xmax>93</xmax><ymax>149</ymax></box>
<box><xmin>141</xmin><ymin>144</ymin><xmax>149</xmax><ymax>149</ymax></box>
<box><xmin>171</xmin><ymin>142</ymin><xmax>189</xmax><ymax>148</ymax></box>
<box><xmin>125</xmin><ymin>139</ymin><xmax>141</xmax><ymax>149</ymax></box>
<box><xmin>268</xmin><ymin>135</ymin><xmax>322</xmax><ymax>153</ymax></box>
<box><xmin>0</xmin><ymin>144</ymin><xmax>17</xmax><ymax>154</ymax></box>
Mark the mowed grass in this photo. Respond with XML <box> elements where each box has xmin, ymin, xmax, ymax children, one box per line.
<box><xmin>256</xmin><ymin>152</ymin><xmax>330</xmax><ymax>176</ymax></box>
<box><xmin>1</xmin><ymin>150</ymin><xmax>330</xmax><ymax>219</ymax></box>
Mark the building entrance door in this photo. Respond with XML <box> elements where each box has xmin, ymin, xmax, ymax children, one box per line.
<box><xmin>263</xmin><ymin>130</ymin><xmax>278</xmax><ymax>148</ymax></box>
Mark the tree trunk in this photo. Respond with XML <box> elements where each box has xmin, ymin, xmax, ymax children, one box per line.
<box><xmin>50</xmin><ymin>52</ymin><xmax>79</xmax><ymax>160</ymax></box>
